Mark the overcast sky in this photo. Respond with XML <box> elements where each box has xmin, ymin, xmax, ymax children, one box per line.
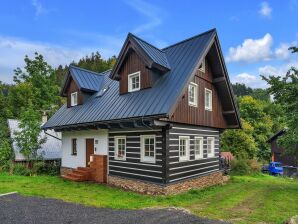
<box><xmin>0</xmin><ymin>0</ymin><xmax>297</xmax><ymax>88</ymax></box>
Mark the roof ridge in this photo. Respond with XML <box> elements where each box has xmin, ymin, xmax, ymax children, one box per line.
<box><xmin>69</xmin><ymin>65</ymin><xmax>107</xmax><ymax>76</ymax></box>
<box><xmin>128</xmin><ymin>33</ymin><xmax>166</xmax><ymax>53</ymax></box>
<box><xmin>162</xmin><ymin>28</ymin><xmax>216</xmax><ymax>50</ymax></box>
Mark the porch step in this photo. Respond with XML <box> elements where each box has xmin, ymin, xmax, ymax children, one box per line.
<box><xmin>61</xmin><ymin>175</ymin><xmax>84</xmax><ymax>182</ymax></box>
<box><xmin>61</xmin><ymin>167</ymin><xmax>94</xmax><ymax>182</ymax></box>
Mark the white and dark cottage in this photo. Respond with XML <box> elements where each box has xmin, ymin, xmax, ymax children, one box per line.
<box><xmin>43</xmin><ymin>29</ymin><xmax>241</xmax><ymax>194</ymax></box>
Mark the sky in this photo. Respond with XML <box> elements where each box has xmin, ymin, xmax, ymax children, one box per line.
<box><xmin>0</xmin><ymin>0</ymin><xmax>297</xmax><ymax>88</ymax></box>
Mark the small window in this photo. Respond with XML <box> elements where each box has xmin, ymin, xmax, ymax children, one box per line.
<box><xmin>115</xmin><ymin>136</ymin><xmax>126</xmax><ymax>160</ymax></box>
<box><xmin>71</xmin><ymin>92</ymin><xmax>78</xmax><ymax>106</ymax></box>
<box><xmin>72</xmin><ymin>139</ymin><xmax>77</xmax><ymax>155</ymax></box>
<box><xmin>207</xmin><ymin>137</ymin><xmax>215</xmax><ymax>157</ymax></box>
<box><xmin>128</xmin><ymin>71</ymin><xmax>141</xmax><ymax>92</ymax></box>
<box><xmin>141</xmin><ymin>135</ymin><xmax>155</xmax><ymax>163</ymax></box>
<box><xmin>205</xmin><ymin>88</ymin><xmax>212</xmax><ymax>111</ymax></box>
<box><xmin>179</xmin><ymin>136</ymin><xmax>190</xmax><ymax>161</ymax></box>
<box><xmin>198</xmin><ymin>58</ymin><xmax>205</xmax><ymax>73</ymax></box>
<box><xmin>188</xmin><ymin>82</ymin><xmax>198</xmax><ymax>107</ymax></box>
<box><xmin>194</xmin><ymin>137</ymin><xmax>203</xmax><ymax>159</ymax></box>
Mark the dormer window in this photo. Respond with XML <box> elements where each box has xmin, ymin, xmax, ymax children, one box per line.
<box><xmin>198</xmin><ymin>58</ymin><xmax>205</xmax><ymax>73</ymax></box>
<box><xmin>71</xmin><ymin>92</ymin><xmax>78</xmax><ymax>106</ymax></box>
<box><xmin>128</xmin><ymin>71</ymin><xmax>141</xmax><ymax>92</ymax></box>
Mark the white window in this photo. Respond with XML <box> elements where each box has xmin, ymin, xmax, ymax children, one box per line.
<box><xmin>179</xmin><ymin>136</ymin><xmax>190</xmax><ymax>161</ymax></box>
<box><xmin>198</xmin><ymin>58</ymin><xmax>205</xmax><ymax>73</ymax></box>
<box><xmin>205</xmin><ymin>88</ymin><xmax>212</xmax><ymax>111</ymax></box>
<box><xmin>114</xmin><ymin>136</ymin><xmax>126</xmax><ymax>160</ymax></box>
<box><xmin>141</xmin><ymin>135</ymin><xmax>155</xmax><ymax>163</ymax></box>
<box><xmin>188</xmin><ymin>82</ymin><xmax>198</xmax><ymax>107</ymax></box>
<box><xmin>194</xmin><ymin>137</ymin><xmax>203</xmax><ymax>159</ymax></box>
<box><xmin>71</xmin><ymin>92</ymin><xmax>78</xmax><ymax>106</ymax></box>
<box><xmin>207</xmin><ymin>137</ymin><xmax>215</xmax><ymax>157</ymax></box>
<box><xmin>128</xmin><ymin>71</ymin><xmax>141</xmax><ymax>92</ymax></box>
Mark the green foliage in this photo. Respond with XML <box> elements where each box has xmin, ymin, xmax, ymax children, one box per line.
<box><xmin>14</xmin><ymin>103</ymin><xmax>46</xmax><ymax>161</ymax></box>
<box><xmin>31</xmin><ymin>160</ymin><xmax>60</xmax><ymax>176</ymax></box>
<box><xmin>232</xmin><ymin>83</ymin><xmax>253</xmax><ymax>97</ymax></box>
<box><xmin>10</xmin><ymin>163</ymin><xmax>31</xmax><ymax>176</ymax></box>
<box><xmin>262</xmin><ymin>47</ymin><xmax>298</xmax><ymax>160</ymax></box>
<box><xmin>0</xmin><ymin>139</ymin><xmax>13</xmax><ymax>166</ymax></box>
<box><xmin>231</xmin><ymin>159</ymin><xmax>261</xmax><ymax>175</ymax></box>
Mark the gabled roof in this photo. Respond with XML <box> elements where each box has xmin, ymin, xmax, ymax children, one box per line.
<box><xmin>61</xmin><ymin>65</ymin><xmax>105</xmax><ymax>96</ymax></box>
<box><xmin>43</xmin><ymin>29</ymin><xmax>240</xmax><ymax>130</ymax></box>
<box><xmin>8</xmin><ymin>119</ymin><xmax>62</xmax><ymax>161</ymax></box>
<box><xmin>267</xmin><ymin>129</ymin><xmax>287</xmax><ymax>143</ymax></box>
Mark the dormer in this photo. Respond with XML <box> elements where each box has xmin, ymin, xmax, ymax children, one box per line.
<box><xmin>110</xmin><ymin>33</ymin><xmax>171</xmax><ymax>94</ymax></box>
<box><xmin>61</xmin><ymin>65</ymin><xmax>104</xmax><ymax>107</ymax></box>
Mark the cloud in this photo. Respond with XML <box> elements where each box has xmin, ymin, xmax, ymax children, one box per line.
<box><xmin>124</xmin><ymin>0</ymin><xmax>164</xmax><ymax>34</ymax></box>
<box><xmin>232</xmin><ymin>72</ymin><xmax>265</xmax><ymax>88</ymax></box>
<box><xmin>32</xmin><ymin>0</ymin><xmax>48</xmax><ymax>18</ymax></box>
<box><xmin>259</xmin><ymin>2</ymin><xmax>272</xmax><ymax>18</ymax></box>
<box><xmin>226</xmin><ymin>33</ymin><xmax>273</xmax><ymax>63</ymax></box>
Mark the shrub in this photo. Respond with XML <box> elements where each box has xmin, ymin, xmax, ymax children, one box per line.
<box><xmin>231</xmin><ymin>159</ymin><xmax>251</xmax><ymax>175</ymax></box>
<box><xmin>0</xmin><ymin>139</ymin><xmax>13</xmax><ymax>166</ymax></box>
<box><xmin>247</xmin><ymin>159</ymin><xmax>261</xmax><ymax>174</ymax></box>
<box><xmin>31</xmin><ymin>161</ymin><xmax>46</xmax><ymax>175</ymax></box>
<box><xmin>11</xmin><ymin>163</ymin><xmax>30</xmax><ymax>176</ymax></box>
<box><xmin>31</xmin><ymin>160</ymin><xmax>60</xmax><ymax>176</ymax></box>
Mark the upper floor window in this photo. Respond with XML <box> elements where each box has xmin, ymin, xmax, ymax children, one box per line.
<box><xmin>205</xmin><ymin>88</ymin><xmax>212</xmax><ymax>111</ymax></box>
<box><xmin>128</xmin><ymin>71</ymin><xmax>141</xmax><ymax>92</ymax></box>
<box><xmin>71</xmin><ymin>138</ymin><xmax>77</xmax><ymax>155</ymax></box>
<box><xmin>207</xmin><ymin>137</ymin><xmax>215</xmax><ymax>157</ymax></box>
<box><xmin>71</xmin><ymin>92</ymin><xmax>78</xmax><ymax>106</ymax></box>
<box><xmin>114</xmin><ymin>136</ymin><xmax>126</xmax><ymax>160</ymax></box>
<box><xmin>141</xmin><ymin>135</ymin><xmax>155</xmax><ymax>163</ymax></box>
<box><xmin>179</xmin><ymin>136</ymin><xmax>190</xmax><ymax>161</ymax></box>
<box><xmin>194</xmin><ymin>137</ymin><xmax>203</xmax><ymax>159</ymax></box>
<box><xmin>198</xmin><ymin>58</ymin><xmax>205</xmax><ymax>73</ymax></box>
<box><xmin>188</xmin><ymin>82</ymin><xmax>198</xmax><ymax>107</ymax></box>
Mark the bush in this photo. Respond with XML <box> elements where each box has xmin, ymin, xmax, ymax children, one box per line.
<box><xmin>247</xmin><ymin>159</ymin><xmax>261</xmax><ymax>174</ymax></box>
<box><xmin>231</xmin><ymin>159</ymin><xmax>251</xmax><ymax>175</ymax></box>
<box><xmin>31</xmin><ymin>160</ymin><xmax>60</xmax><ymax>176</ymax></box>
<box><xmin>11</xmin><ymin>163</ymin><xmax>30</xmax><ymax>176</ymax></box>
<box><xmin>0</xmin><ymin>139</ymin><xmax>13</xmax><ymax>166</ymax></box>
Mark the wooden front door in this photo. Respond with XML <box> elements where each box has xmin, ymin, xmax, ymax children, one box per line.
<box><xmin>86</xmin><ymin>138</ymin><xmax>94</xmax><ymax>167</ymax></box>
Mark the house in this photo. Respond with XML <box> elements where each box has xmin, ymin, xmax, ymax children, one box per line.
<box><xmin>8</xmin><ymin>118</ymin><xmax>62</xmax><ymax>162</ymax></box>
<box><xmin>267</xmin><ymin>129</ymin><xmax>297</xmax><ymax>167</ymax></box>
<box><xmin>42</xmin><ymin>29</ymin><xmax>241</xmax><ymax>194</ymax></box>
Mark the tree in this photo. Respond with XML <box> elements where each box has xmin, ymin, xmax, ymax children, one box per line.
<box><xmin>262</xmin><ymin>47</ymin><xmax>298</xmax><ymax>159</ymax></box>
<box><xmin>232</xmin><ymin>83</ymin><xmax>253</xmax><ymax>97</ymax></box>
<box><xmin>14</xmin><ymin>103</ymin><xmax>46</xmax><ymax>161</ymax></box>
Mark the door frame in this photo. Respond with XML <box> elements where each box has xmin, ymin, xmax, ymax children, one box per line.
<box><xmin>86</xmin><ymin>138</ymin><xmax>94</xmax><ymax>167</ymax></box>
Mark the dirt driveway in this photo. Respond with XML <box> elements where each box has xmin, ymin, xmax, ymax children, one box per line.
<box><xmin>0</xmin><ymin>193</ymin><xmax>228</xmax><ymax>224</ymax></box>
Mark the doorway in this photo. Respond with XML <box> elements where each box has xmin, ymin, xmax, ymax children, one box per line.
<box><xmin>86</xmin><ymin>138</ymin><xmax>94</xmax><ymax>167</ymax></box>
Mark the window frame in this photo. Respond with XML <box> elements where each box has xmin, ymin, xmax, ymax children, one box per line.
<box><xmin>140</xmin><ymin>135</ymin><xmax>156</xmax><ymax>163</ymax></box>
<box><xmin>114</xmin><ymin>136</ymin><xmax>126</xmax><ymax>160</ymax></box>
<box><xmin>71</xmin><ymin>138</ymin><xmax>77</xmax><ymax>156</ymax></box>
<box><xmin>179</xmin><ymin>136</ymin><xmax>190</xmax><ymax>162</ymax></box>
<box><xmin>188</xmin><ymin>82</ymin><xmax>198</xmax><ymax>107</ymax></box>
<box><xmin>128</xmin><ymin>71</ymin><xmax>141</xmax><ymax>92</ymax></box>
<box><xmin>194</xmin><ymin>136</ymin><xmax>204</xmax><ymax>159</ymax></box>
<box><xmin>71</xmin><ymin>92</ymin><xmax>78</xmax><ymax>106</ymax></box>
<box><xmin>198</xmin><ymin>58</ymin><xmax>205</xmax><ymax>73</ymax></box>
<box><xmin>207</xmin><ymin>137</ymin><xmax>215</xmax><ymax>157</ymax></box>
<box><xmin>205</xmin><ymin>88</ymin><xmax>212</xmax><ymax>111</ymax></box>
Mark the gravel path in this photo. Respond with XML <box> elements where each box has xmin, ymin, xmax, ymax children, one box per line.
<box><xmin>0</xmin><ymin>193</ymin><xmax>228</xmax><ymax>224</ymax></box>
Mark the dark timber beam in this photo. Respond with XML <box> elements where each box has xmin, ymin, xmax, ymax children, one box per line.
<box><xmin>223</xmin><ymin>110</ymin><xmax>235</xmax><ymax>115</ymax></box>
<box><xmin>213</xmin><ymin>76</ymin><xmax>226</xmax><ymax>84</ymax></box>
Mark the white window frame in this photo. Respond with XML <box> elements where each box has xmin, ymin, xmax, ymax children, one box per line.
<box><xmin>194</xmin><ymin>136</ymin><xmax>204</xmax><ymax>159</ymax></box>
<box><xmin>128</xmin><ymin>71</ymin><xmax>141</xmax><ymax>92</ymax></box>
<box><xmin>198</xmin><ymin>58</ymin><xmax>205</xmax><ymax>73</ymax></box>
<box><xmin>179</xmin><ymin>136</ymin><xmax>190</xmax><ymax>161</ymax></box>
<box><xmin>205</xmin><ymin>88</ymin><xmax>212</xmax><ymax>111</ymax></box>
<box><xmin>140</xmin><ymin>135</ymin><xmax>156</xmax><ymax>163</ymax></box>
<box><xmin>114</xmin><ymin>136</ymin><xmax>126</xmax><ymax>160</ymax></box>
<box><xmin>188</xmin><ymin>82</ymin><xmax>198</xmax><ymax>107</ymax></box>
<box><xmin>207</xmin><ymin>137</ymin><xmax>215</xmax><ymax>157</ymax></box>
<box><xmin>71</xmin><ymin>92</ymin><xmax>78</xmax><ymax>106</ymax></box>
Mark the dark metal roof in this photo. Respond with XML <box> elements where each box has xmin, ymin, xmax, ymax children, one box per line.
<box><xmin>69</xmin><ymin>65</ymin><xmax>105</xmax><ymax>92</ymax></box>
<box><xmin>130</xmin><ymin>33</ymin><xmax>170</xmax><ymax>70</ymax></box>
<box><xmin>267</xmin><ymin>129</ymin><xmax>287</xmax><ymax>143</ymax></box>
<box><xmin>43</xmin><ymin>29</ymin><xmax>237</xmax><ymax>130</ymax></box>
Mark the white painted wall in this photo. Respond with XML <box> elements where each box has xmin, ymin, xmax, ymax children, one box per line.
<box><xmin>61</xmin><ymin>129</ymin><xmax>108</xmax><ymax>168</ymax></box>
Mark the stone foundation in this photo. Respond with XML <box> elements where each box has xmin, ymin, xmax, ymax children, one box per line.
<box><xmin>108</xmin><ymin>171</ymin><xmax>227</xmax><ymax>195</ymax></box>
<box><xmin>60</xmin><ymin>166</ymin><xmax>74</xmax><ymax>175</ymax></box>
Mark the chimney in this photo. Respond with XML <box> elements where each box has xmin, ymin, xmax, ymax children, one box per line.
<box><xmin>42</xmin><ymin>111</ymin><xmax>48</xmax><ymax>123</ymax></box>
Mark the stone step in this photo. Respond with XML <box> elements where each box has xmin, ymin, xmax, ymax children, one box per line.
<box><xmin>61</xmin><ymin>175</ymin><xmax>84</xmax><ymax>182</ymax></box>
<box><xmin>77</xmin><ymin>167</ymin><xmax>94</xmax><ymax>172</ymax></box>
<box><xmin>67</xmin><ymin>172</ymin><xmax>85</xmax><ymax>180</ymax></box>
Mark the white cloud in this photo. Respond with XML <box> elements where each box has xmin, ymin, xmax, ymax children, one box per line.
<box><xmin>259</xmin><ymin>61</ymin><xmax>298</xmax><ymax>77</ymax></box>
<box><xmin>274</xmin><ymin>43</ymin><xmax>291</xmax><ymax>60</ymax></box>
<box><xmin>259</xmin><ymin>2</ymin><xmax>272</xmax><ymax>18</ymax></box>
<box><xmin>124</xmin><ymin>0</ymin><xmax>164</xmax><ymax>34</ymax></box>
<box><xmin>226</xmin><ymin>33</ymin><xmax>273</xmax><ymax>63</ymax></box>
<box><xmin>32</xmin><ymin>0</ymin><xmax>48</xmax><ymax>18</ymax></box>
<box><xmin>232</xmin><ymin>72</ymin><xmax>265</xmax><ymax>88</ymax></box>
<box><xmin>0</xmin><ymin>35</ymin><xmax>120</xmax><ymax>83</ymax></box>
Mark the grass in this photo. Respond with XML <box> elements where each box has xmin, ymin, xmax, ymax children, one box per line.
<box><xmin>0</xmin><ymin>173</ymin><xmax>297</xmax><ymax>224</ymax></box>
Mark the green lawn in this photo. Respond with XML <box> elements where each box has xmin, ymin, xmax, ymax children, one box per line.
<box><xmin>0</xmin><ymin>173</ymin><xmax>297</xmax><ymax>224</ymax></box>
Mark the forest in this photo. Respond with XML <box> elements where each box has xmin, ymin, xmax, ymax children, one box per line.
<box><xmin>0</xmin><ymin>48</ymin><xmax>297</xmax><ymax>169</ymax></box>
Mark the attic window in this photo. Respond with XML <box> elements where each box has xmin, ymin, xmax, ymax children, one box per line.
<box><xmin>71</xmin><ymin>92</ymin><xmax>78</xmax><ymax>106</ymax></box>
<box><xmin>198</xmin><ymin>58</ymin><xmax>205</xmax><ymax>73</ymax></box>
<box><xmin>188</xmin><ymin>82</ymin><xmax>198</xmax><ymax>107</ymax></box>
<box><xmin>128</xmin><ymin>71</ymin><xmax>141</xmax><ymax>92</ymax></box>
